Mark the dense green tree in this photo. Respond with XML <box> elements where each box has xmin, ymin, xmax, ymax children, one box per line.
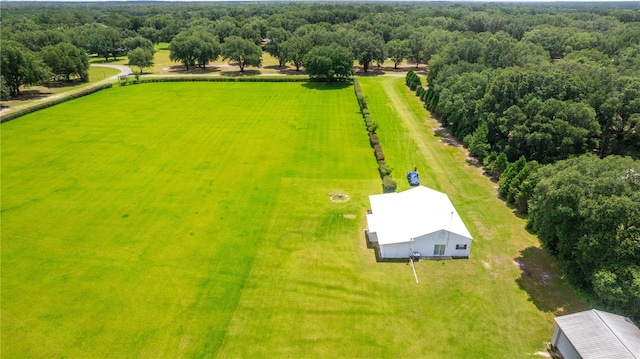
<box><xmin>617</xmin><ymin>44</ymin><xmax>640</xmax><ymax>76</ymax></box>
<box><xmin>304</xmin><ymin>44</ymin><xmax>353</xmax><ymax>82</ymax></box>
<box><xmin>442</xmin><ymin>37</ymin><xmax>485</xmax><ymax>65</ymax></box>
<box><xmin>144</xmin><ymin>14</ymin><xmax>181</xmax><ymax>43</ymax></box>
<box><xmin>13</xmin><ymin>29</ymin><xmax>70</xmax><ymax>52</ymax></box>
<box><xmin>497</xmin><ymin>157</ymin><xmax>540</xmax><ymax>213</ymax></box>
<box><xmin>0</xmin><ymin>76</ymin><xmax>10</xmax><ymax>100</ymax></box>
<box><xmin>137</xmin><ymin>26</ymin><xmax>160</xmax><ymax>44</ymax></box>
<box><xmin>483</xmin><ymin>152</ymin><xmax>509</xmax><ymax>179</ymax></box>
<box><xmin>169</xmin><ymin>31</ymin><xmax>199</xmax><ymax>70</ymax></box>
<box><xmin>81</xmin><ymin>24</ymin><xmax>122</xmax><ymax>61</ymax></box>
<box><xmin>522</xmin><ymin>25</ymin><xmax>565</xmax><ymax>59</ymax></box>
<box><xmin>168</xmin><ymin>28</ymin><xmax>221</xmax><ymax>71</ymax></box>
<box><xmin>40</xmin><ymin>42</ymin><xmax>89</xmax><ymax>81</ymax></box>
<box><xmin>233</xmin><ymin>23</ymin><xmax>261</xmax><ymax>44</ymax></box>
<box><xmin>463</xmin><ymin>120</ymin><xmax>490</xmax><ymax>160</ymax></box>
<box><xmin>265</xmin><ymin>27</ymin><xmax>291</xmax><ymax>67</ymax></box>
<box><xmin>123</xmin><ymin>36</ymin><xmax>154</xmax><ymax>55</ymax></box>
<box><xmin>421</xmin><ymin>29</ymin><xmax>455</xmax><ymax>64</ymax></box>
<box><xmin>281</xmin><ymin>35</ymin><xmax>311</xmax><ymax>71</ymax></box>
<box><xmin>564</xmin><ymin>29</ymin><xmax>598</xmax><ymax>54</ymax></box>
<box><xmin>192</xmin><ymin>31</ymin><xmax>221</xmax><ymax>69</ymax></box>
<box><xmin>348</xmin><ymin>31</ymin><xmax>385</xmax><ymax>73</ymax></box>
<box><xmin>407</xmin><ymin>30</ymin><xmax>426</xmax><ymax>68</ymax></box>
<box><xmin>213</xmin><ymin>19</ymin><xmax>237</xmax><ymax>43</ymax></box>
<box><xmin>1</xmin><ymin>40</ymin><xmax>51</xmax><ymax>97</ymax></box>
<box><xmin>483</xmin><ymin>31</ymin><xmax>519</xmax><ymax>68</ymax></box>
<box><xmin>221</xmin><ymin>36</ymin><xmax>262</xmax><ymax>72</ymax></box>
<box><xmin>127</xmin><ymin>47</ymin><xmax>154</xmax><ymax>74</ymax></box>
<box><xmin>529</xmin><ymin>155</ymin><xmax>640</xmax><ymax>320</ymax></box>
<box><xmin>385</xmin><ymin>39</ymin><xmax>409</xmax><ymax>69</ymax></box>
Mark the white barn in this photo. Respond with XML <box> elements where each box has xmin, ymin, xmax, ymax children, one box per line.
<box><xmin>551</xmin><ymin>309</ymin><xmax>640</xmax><ymax>359</ymax></box>
<box><xmin>366</xmin><ymin>186</ymin><xmax>472</xmax><ymax>259</ymax></box>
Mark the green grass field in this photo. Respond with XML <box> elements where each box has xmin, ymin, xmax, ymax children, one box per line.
<box><xmin>1</xmin><ymin>80</ymin><xmax>586</xmax><ymax>358</ymax></box>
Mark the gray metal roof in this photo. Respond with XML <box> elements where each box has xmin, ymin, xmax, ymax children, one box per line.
<box><xmin>555</xmin><ymin>309</ymin><xmax>640</xmax><ymax>359</ymax></box>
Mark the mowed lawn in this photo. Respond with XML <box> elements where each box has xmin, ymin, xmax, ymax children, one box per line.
<box><xmin>1</xmin><ymin>82</ymin><xmax>378</xmax><ymax>357</ymax></box>
<box><xmin>1</xmin><ymin>79</ymin><xmax>587</xmax><ymax>358</ymax></box>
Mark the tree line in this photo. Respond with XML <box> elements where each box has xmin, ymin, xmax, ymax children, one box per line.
<box><xmin>399</xmin><ymin>2</ymin><xmax>639</xmax><ymax>319</ymax></box>
<box><xmin>4</xmin><ymin>2</ymin><xmax>639</xmax><ymax>92</ymax></box>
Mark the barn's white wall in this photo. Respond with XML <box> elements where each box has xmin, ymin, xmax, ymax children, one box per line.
<box><xmin>379</xmin><ymin>230</ymin><xmax>471</xmax><ymax>258</ymax></box>
<box><xmin>553</xmin><ymin>329</ymin><xmax>580</xmax><ymax>359</ymax></box>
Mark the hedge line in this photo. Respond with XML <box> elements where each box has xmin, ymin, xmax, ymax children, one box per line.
<box><xmin>353</xmin><ymin>78</ymin><xmax>397</xmax><ymax>193</ymax></box>
<box><xmin>405</xmin><ymin>70</ymin><xmax>421</xmax><ymax>91</ymax></box>
<box><xmin>0</xmin><ymin>83</ymin><xmax>113</xmax><ymax>123</ymax></box>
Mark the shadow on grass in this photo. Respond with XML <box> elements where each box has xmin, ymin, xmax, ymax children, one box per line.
<box><xmin>264</xmin><ymin>64</ymin><xmax>309</xmax><ymax>75</ymax></box>
<box><xmin>433</xmin><ymin>126</ymin><xmax>462</xmax><ymax>147</ymax></box>
<box><xmin>167</xmin><ymin>65</ymin><xmax>222</xmax><ymax>74</ymax></box>
<box><xmin>88</xmin><ymin>56</ymin><xmax>124</xmax><ymax>64</ymax></box>
<box><xmin>514</xmin><ymin>246</ymin><xmax>588</xmax><ymax>316</ymax></box>
<box><xmin>301</xmin><ymin>82</ymin><xmax>352</xmax><ymax>91</ymax></box>
<box><xmin>4</xmin><ymin>89</ymin><xmax>52</xmax><ymax>102</ymax></box>
<box><xmin>221</xmin><ymin>69</ymin><xmax>262</xmax><ymax>77</ymax></box>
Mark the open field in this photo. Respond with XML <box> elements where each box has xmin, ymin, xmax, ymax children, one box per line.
<box><xmin>1</xmin><ymin>80</ymin><xmax>586</xmax><ymax>358</ymax></box>
<box><xmin>1</xmin><ymin>81</ymin><xmax>378</xmax><ymax>357</ymax></box>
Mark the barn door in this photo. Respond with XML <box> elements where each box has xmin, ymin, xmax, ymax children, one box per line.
<box><xmin>433</xmin><ymin>245</ymin><xmax>445</xmax><ymax>256</ymax></box>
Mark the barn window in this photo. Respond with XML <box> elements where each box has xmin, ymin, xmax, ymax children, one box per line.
<box><xmin>456</xmin><ymin>244</ymin><xmax>467</xmax><ymax>250</ymax></box>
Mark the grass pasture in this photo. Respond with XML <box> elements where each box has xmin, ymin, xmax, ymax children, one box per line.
<box><xmin>1</xmin><ymin>82</ymin><xmax>377</xmax><ymax>357</ymax></box>
<box><xmin>1</xmin><ymin>79</ymin><xmax>586</xmax><ymax>358</ymax></box>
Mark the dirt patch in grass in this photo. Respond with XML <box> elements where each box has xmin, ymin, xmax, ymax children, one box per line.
<box><xmin>343</xmin><ymin>214</ymin><xmax>356</xmax><ymax>219</ymax></box>
<box><xmin>514</xmin><ymin>247</ymin><xmax>589</xmax><ymax>315</ymax></box>
<box><xmin>513</xmin><ymin>258</ymin><xmax>554</xmax><ymax>286</ymax></box>
<box><xmin>328</xmin><ymin>192</ymin><xmax>350</xmax><ymax>203</ymax></box>
<box><xmin>434</xmin><ymin>125</ymin><xmax>461</xmax><ymax>147</ymax></box>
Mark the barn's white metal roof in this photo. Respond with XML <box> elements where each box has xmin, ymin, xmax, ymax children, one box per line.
<box><xmin>366</xmin><ymin>186</ymin><xmax>472</xmax><ymax>245</ymax></box>
<box><xmin>555</xmin><ymin>309</ymin><xmax>640</xmax><ymax>359</ymax></box>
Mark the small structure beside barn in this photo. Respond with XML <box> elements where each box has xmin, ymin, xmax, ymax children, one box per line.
<box><xmin>551</xmin><ymin>309</ymin><xmax>640</xmax><ymax>359</ymax></box>
<box><xmin>365</xmin><ymin>186</ymin><xmax>472</xmax><ymax>259</ymax></box>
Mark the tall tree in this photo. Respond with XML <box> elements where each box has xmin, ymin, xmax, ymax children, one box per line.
<box><xmin>40</xmin><ymin>42</ymin><xmax>89</xmax><ymax>81</ymax></box>
<box><xmin>169</xmin><ymin>31</ymin><xmax>198</xmax><ymax>70</ymax></box>
<box><xmin>81</xmin><ymin>24</ymin><xmax>122</xmax><ymax>61</ymax></box>
<box><xmin>124</xmin><ymin>36</ymin><xmax>155</xmax><ymax>55</ymax></box>
<box><xmin>282</xmin><ymin>35</ymin><xmax>312</xmax><ymax>71</ymax></box>
<box><xmin>407</xmin><ymin>30</ymin><xmax>427</xmax><ymax>68</ymax></box>
<box><xmin>1</xmin><ymin>40</ymin><xmax>51</xmax><ymax>97</ymax></box>
<box><xmin>385</xmin><ymin>39</ymin><xmax>409</xmax><ymax>69</ymax></box>
<box><xmin>127</xmin><ymin>47</ymin><xmax>154</xmax><ymax>74</ymax></box>
<box><xmin>221</xmin><ymin>36</ymin><xmax>262</xmax><ymax>72</ymax></box>
<box><xmin>304</xmin><ymin>43</ymin><xmax>353</xmax><ymax>82</ymax></box>
<box><xmin>348</xmin><ymin>31</ymin><xmax>385</xmax><ymax>73</ymax></box>
<box><xmin>265</xmin><ymin>27</ymin><xmax>290</xmax><ymax>67</ymax></box>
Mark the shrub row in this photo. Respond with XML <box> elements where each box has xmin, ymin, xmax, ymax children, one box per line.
<box><xmin>405</xmin><ymin>70</ymin><xmax>421</xmax><ymax>91</ymax></box>
<box><xmin>353</xmin><ymin>78</ymin><xmax>397</xmax><ymax>193</ymax></box>
<box><xmin>0</xmin><ymin>83</ymin><xmax>113</xmax><ymax>123</ymax></box>
<box><xmin>406</xmin><ymin>70</ymin><xmax>430</xmax><ymax>105</ymax></box>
